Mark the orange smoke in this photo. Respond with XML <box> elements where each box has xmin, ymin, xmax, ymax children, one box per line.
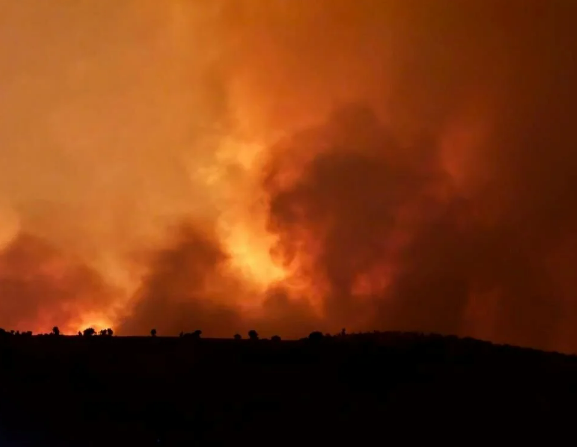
<box><xmin>0</xmin><ymin>233</ymin><xmax>117</xmax><ymax>334</ymax></box>
<box><xmin>1</xmin><ymin>1</ymin><xmax>577</xmax><ymax>352</ymax></box>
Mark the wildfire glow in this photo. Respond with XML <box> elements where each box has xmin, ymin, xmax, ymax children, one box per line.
<box><xmin>1</xmin><ymin>1</ymin><xmax>576</xmax><ymax>353</ymax></box>
<box><xmin>223</xmin><ymin>226</ymin><xmax>287</xmax><ymax>289</ymax></box>
<box><xmin>70</xmin><ymin>314</ymin><xmax>115</xmax><ymax>335</ymax></box>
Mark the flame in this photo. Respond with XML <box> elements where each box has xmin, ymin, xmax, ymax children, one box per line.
<box><xmin>223</xmin><ymin>225</ymin><xmax>287</xmax><ymax>289</ymax></box>
<box><xmin>200</xmin><ymin>134</ymin><xmax>293</xmax><ymax>297</ymax></box>
<box><xmin>69</xmin><ymin>313</ymin><xmax>115</xmax><ymax>335</ymax></box>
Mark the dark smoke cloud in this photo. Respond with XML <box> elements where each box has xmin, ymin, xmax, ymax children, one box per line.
<box><xmin>258</xmin><ymin>1</ymin><xmax>577</xmax><ymax>351</ymax></box>
<box><xmin>262</xmin><ymin>101</ymin><xmax>566</xmax><ymax>350</ymax></box>
<box><xmin>118</xmin><ymin>223</ymin><xmax>243</xmax><ymax>336</ymax></box>
<box><xmin>264</xmin><ymin>106</ymin><xmax>461</xmax><ymax>330</ymax></box>
<box><xmin>255</xmin><ymin>286</ymin><xmax>321</xmax><ymax>338</ymax></box>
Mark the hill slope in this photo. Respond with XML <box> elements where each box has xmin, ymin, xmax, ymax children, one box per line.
<box><xmin>0</xmin><ymin>332</ymin><xmax>574</xmax><ymax>446</ymax></box>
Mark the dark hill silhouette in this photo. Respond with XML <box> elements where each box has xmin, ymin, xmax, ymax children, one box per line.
<box><xmin>0</xmin><ymin>329</ymin><xmax>574</xmax><ymax>446</ymax></box>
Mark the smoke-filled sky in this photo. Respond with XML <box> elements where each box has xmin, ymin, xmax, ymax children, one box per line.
<box><xmin>1</xmin><ymin>0</ymin><xmax>577</xmax><ymax>352</ymax></box>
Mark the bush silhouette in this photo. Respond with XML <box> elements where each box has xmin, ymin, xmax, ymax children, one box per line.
<box><xmin>248</xmin><ymin>330</ymin><xmax>259</xmax><ymax>341</ymax></box>
<box><xmin>151</xmin><ymin>328</ymin><xmax>157</xmax><ymax>337</ymax></box>
<box><xmin>192</xmin><ymin>330</ymin><xmax>202</xmax><ymax>339</ymax></box>
<box><xmin>83</xmin><ymin>328</ymin><xmax>96</xmax><ymax>337</ymax></box>
<box><xmin>271</xmin><ymin>335</ymin><xmax>281</xmax><ymax>342</ymax></box>
<box><xmin>52</xmin><ymin>326</ymin><xmax>60</xmax><ymax>336</ymax></box>
<box><xmin>309</xmin><ymin>331</ymin><xmax>324</xmax><ymax>342</ymax></box>
<box><xmin>234</xmin><ymin>334</ymin><xmax>242</xmax><ymax>340</ymax></box>
<box><xmin>106</xmin><ymin>328</ymin><xmax>113</xmax><ymax>337</ymax></box>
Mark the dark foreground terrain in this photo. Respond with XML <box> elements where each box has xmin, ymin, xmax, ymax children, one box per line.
<box><xmin>0</xmin><ymin>331</ymin><xmax>575</xmax><ymax>446</ymax></box>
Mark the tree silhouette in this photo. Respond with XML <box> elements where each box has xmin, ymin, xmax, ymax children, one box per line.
<box><xmin>77</xmin><ymin>331</ymin><xmax>82</xmax><ymax>336</ymax></box>
<box><xmin>83</xmin><ymin>327</ymin><xmax>96</xmax><ymax>337</ymax></box>
<box><xmin>234</xmin><ymin>334</ymin><xmax>242</xmax><ymax>340</ymax></box>
<box><xmin>52</xmin><ymin>326</ymin><xmax>60</xmax><ymax>336</ymax></box>
<box><xmin>99</xmin><ymin>329</ymin><xmax>108</xmax><ymax>336</ymax></box>
<box><xmin>309</xmin><ymin>331</ymin><xmax>324</xmax><ymax>342</ymax></box>
<box><xmin>192</xmin><ymin>330</ymin><xmax>202</xmax><ymax>339</ymax></box>
<box><xmin>106</xmin><ymin>328</ymin><xmax>113</xmax><ymax>337</ymax></box>
<box><xmin>248</xmin><ymin>330</ymin><xmax>259</xmax><ymax>341</ymax></box>
<box><xmin>151</xmin><ymin>329</ymin><xmax>157</xmax><ymax>337</ymax></box>
<box><xmin>271</xmin><ymin>335</ymin><xmax>281</xmax><ymax>342</ymax></box>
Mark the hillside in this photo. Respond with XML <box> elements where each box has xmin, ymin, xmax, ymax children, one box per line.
<box><xmin>0</xmin><ymin>331</ymin><xmax>574</xmax><ymax>446</ymax></box>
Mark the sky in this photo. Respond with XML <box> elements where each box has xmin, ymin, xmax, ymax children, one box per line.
<box><xmin>1</xmin><ymin>0</ymin><xmax>577</xmax><ymax>352</ymax></box>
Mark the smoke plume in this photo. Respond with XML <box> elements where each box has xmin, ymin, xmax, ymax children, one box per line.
<box><xmin>1</xmin><ymin>1</ymin><xmax>577</xmax><ymax>352</ymax></box>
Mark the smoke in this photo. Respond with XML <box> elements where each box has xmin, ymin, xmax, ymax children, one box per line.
<box><xmin>1</xmin><ymin>1</ymin><xmax>577</xmax><ymax>351</ymax></box>
<box><xmin>263</xmin><ymin>105</ymin><xmax>562</xmax><ymax>348</ymax></box>
<box><xmin>0</xmin><ymin>233</ymin><xmax>118</xmax><ymax>332</ymax></box>
<box><xmin>119</xmin><ymin>223</ymin><xmax>243</xmax><ymax>336</ymax></box>
<box><xmin>118</xmin><ymin>222</ymin><xmax>321</xmax><ymax>338</ymax></box>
